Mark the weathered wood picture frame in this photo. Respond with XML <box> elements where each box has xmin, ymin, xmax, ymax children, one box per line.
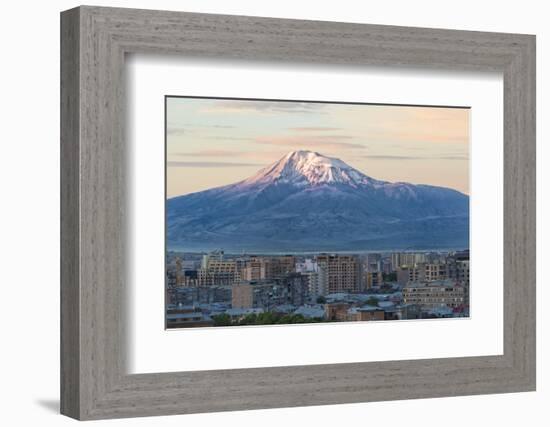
<box><xmin>60</xmin><ymin>5</ymin><xmax>536</xmax><ymax>420</ymax></box>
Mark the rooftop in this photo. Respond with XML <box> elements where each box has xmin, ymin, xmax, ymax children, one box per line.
<box><xmin>404</xmin><ymin>279</ymin><xmax>460</xmax><ymax>288</ymax></box>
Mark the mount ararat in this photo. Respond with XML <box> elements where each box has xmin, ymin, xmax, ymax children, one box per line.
<box><xmin>167</xmin><ymin>150</ymin><xmax>469</xmax><ymax>252</ymax></box>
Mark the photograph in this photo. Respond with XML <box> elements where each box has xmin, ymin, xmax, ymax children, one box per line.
<box><xmin>165</xmin><ymin>96</ymin><xmax>471</xmax><ymax>328</ymax></box>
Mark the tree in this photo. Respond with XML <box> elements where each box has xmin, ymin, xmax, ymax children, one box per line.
<box><xmin>256</xmin><ymin>311</ymin><xmax>278</xmax><ymax>325</ymax></box>
<box><xmin>277</xmin><ymin>314</ymin><xmax>306</xmax><ymax>324</ymax></box>
<box><xmin>212</xmin><ymin>313</ymin><xmax>232</xmax><ymax>326</ymax></box>
<box><xmin>365</xmin><ymin>297</ymin><xmax>379</xmax><ymax>307</ymax></box>
<box><xmin>238</xmin><ymin>313</ymin><xmax>258</xmax><ymax>325</ymax></box>
<box><xmin>316</xmin><ymin>295</ymin><xmax>327</xmax><ymax>304</ymax></box>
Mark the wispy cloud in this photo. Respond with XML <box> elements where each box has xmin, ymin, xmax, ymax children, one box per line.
<box><xmin>171</xmin><ymin>150</ymin><xmax>240</xmax><ymax>158</ymax></box>
<box><xmin>332</xmin><ymin>105</ymin><xmax>469</xmax><ymax>145</ymax></box>
<box><xmin>366</xmin><ymin>155</ymin><xmax>419</xmax><ymax>160</ymax></box>
<box><xmin>171</xmin><ymin>150</ymin><xmax>289</xmax><ymax>163</ymax></box>
<box><xmin>182</xmin><ymin>123</ymin><xmax>236</xmax><ymax>129</ymax></box>
<box><xmin>204</xmin><ymin>136</ymin><xmax>254</xmax><ymax>141</ymax></box>
<box><xmin>167</xmin><ymin>127</ymin><xmax>187</xmax><ymax>136</ymax></box>
<box><xmin>206</xmin><ymin>124</ymin><xmax>236</xmax><ymax>129</ymax></box>
<box><xmin>167</xmin><ymin>124</ymin><xmax>236</xmax><ymax>135</ymax></box>
<box><xmin>167</xmin><ymin>161</ymin><xmax>262</xmax><ymax>168</ymax></box>
<box><xmin>201</xmin><ymin>101</ymin><xmax>327</xmax><ymax>115</ymax></box>
<box><xmin>437</xmin><ymin>155</ymin><xmax>468</xmax><ymax>160</ymax></box>
<box><xmin>288</xmin><ymin>126</ymin><xmax>342</xmax><ymax>132</ymax></box>
<box><xmin>365</xmin><ymin>154</ymin><xmax>468</xmax><ymax>161</ymax></box>
<box><xmin>255</xmin><ymin>134</ymin><xmax>365</xmax><ymax>151</ymax></box>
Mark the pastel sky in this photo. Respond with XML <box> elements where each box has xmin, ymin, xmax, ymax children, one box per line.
<box><xmin>166</xmin><ymin>97</ymin><xmax>470</xmax><ymax>198</ymax></box>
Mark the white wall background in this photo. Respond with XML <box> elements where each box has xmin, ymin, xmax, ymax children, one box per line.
<box><xmin>0</xmin><ymin>0</ymin><xmax>546</xmax><ymax>425</ymax></box>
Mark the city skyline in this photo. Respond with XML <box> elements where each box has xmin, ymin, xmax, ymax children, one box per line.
<box><xmin>167</xmin><ymin>97</ymin><xmax>470</xmax><ymax>198</ymax></box>
<box><xmin>166</xmin><ymin>249</ymin><xmax>470</xmax><ymax>329</ymax></box>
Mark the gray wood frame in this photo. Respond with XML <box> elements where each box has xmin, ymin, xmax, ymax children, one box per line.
<box><xmin>60</xmin><ymin>5</ymin><xmax>536</xmax><ymax>420</ymax></box>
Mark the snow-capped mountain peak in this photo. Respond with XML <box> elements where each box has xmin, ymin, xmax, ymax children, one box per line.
<box><xmin>167</xmin><ymin>150</ymin><xmax>470</xmax><ymax>252</ymax></box>
<box><xmin>240</xmin><ymin>150</ymin><xmax>380</xmax><ymax>187</ymax></box>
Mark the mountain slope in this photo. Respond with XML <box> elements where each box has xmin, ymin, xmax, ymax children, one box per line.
<box><xmin>167</xmin><ymin>150</ymin><xmax>469</xmax><ymax>252</ymax></box>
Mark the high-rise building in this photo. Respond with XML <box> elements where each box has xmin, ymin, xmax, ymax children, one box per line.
<box><xmin>315</xmin><ymin>254</ymin><xmax>360</xmax><ymax>293</ymax></box>
<box><xmin>197</xmin><ymin>258</ymin><xmax>238</xmax><ymax>286</ymax></box>
<box><xmin>295</xmin><ymin>259</ymin><xmax>318</xmax><ymax>273</ymax></box>
<box><xmin>365</xmin><ymin>271</ymin><xmax>383</xmax><ymax>289</ymax></box>
<box><xmin>305</xmin><ymin>266</ymin><xmax>328</xmax><ymax>298</ymax></box>
<box><xmin>397</xmin><ymin>262</ymin><xmax>447</xmax><ymax>285</ymax></box>
<box><xmin>231</xmin><ymin>283</ymin><xmax>254</xmax><ymax>309</ymax></box>
<box><xmin>231</xmin><ymin>281</ymin><xmax>289</xmax><ymax>310</ymax></box>
<box><xmin>391</xmin><ymin>252</ymin><xmax>427</xmax><ymax>270</ymax></box>
<box><xmin>456</xmin><ymin>260</ymin><xmax>469</xmax><ymax>286</ymax></box>
<box><xmin>201</xmin><ymin>250</ymin><xmax>225</xmax><ymax>269</ymax></box>
<box><xmin>424</xmin><ymin>263</ymin><xmax>448</xmax><ymax>281</ymax></box>
<box><xmin>166</xmin><ymin>267</ymin><xmax>178</xmax><ymax>288</ymax></box>
<box><xmin>365</xmin><ymin>253</ymin><xmax>382</xmax><ymax>272</ymax></box>
<box><xmin>447</xmin><ymin>251</ymin><xmax>470</xmax><ymax>286</ymax></box>
<box><xmin>402</xmin><ymin>280</ymin><xmax>465</xmax><ymax>308</ymax></box>
<box><xmin>283</xmin><ymin>273</ymin><xmax>310</xmax><ymax>306</ymax></box>
<box><xmin>381</xmin><ymin>258</ymin><xmax>393</xmax><ymax>274</ymax></box>
<box><xmin>241</xmin><ymin>258</ymin><xmax>266</xmax><ymax>281</ymax></box>
<box><xmin>175</xmin><ymin>257</ymin><xmax>183</xmax><ymax>285</ymax></box>
<box><xmin>449</xmin><ymin>259</ymin><xmax>470</xmax><ymax>286</ymax></box>
<box><xmin>264</xmin><ymin>256</ymin><xmax>296</xmax><ymax>279</ymax></box>
<box><xmin>397</xmin><ymin>264</ymin><xmax>425</xmax><ymax>285</ymax></box>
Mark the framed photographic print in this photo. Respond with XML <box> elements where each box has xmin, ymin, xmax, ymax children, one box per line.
<box><xmin>61</xmin><ymin>6</ymin><xmax>536</xmax><ymax>420</ymax></box>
